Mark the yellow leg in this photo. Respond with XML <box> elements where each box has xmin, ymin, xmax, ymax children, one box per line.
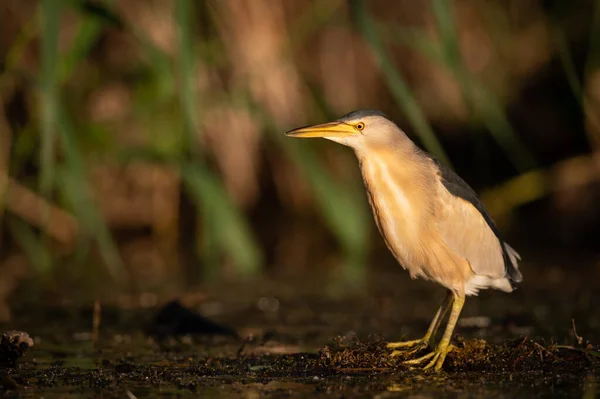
<box><xmin>404</xmin><ymin>291</ymin><xmax>465</xmax><ymax>371</ymax></box>
<box><xmin>387</xmin><ymin>291</ymin><xmax>453</xmax><ymax>356</ymax></box>
<box><xmin>423</xmin><ymin>291</ymin><xmax>453</xmax><ymax>347</ymax></box>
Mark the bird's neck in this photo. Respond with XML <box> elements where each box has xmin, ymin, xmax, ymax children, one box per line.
<box><xmin>354</xmin><ymin>144</ymin><xmax>436</xmax><ymax>213</ymax></box>
<box><xmin>354</xmin><ymin>143</ymin><xmax>430</xmax><ymax>177</ymax></box>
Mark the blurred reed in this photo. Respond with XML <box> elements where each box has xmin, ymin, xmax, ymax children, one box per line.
<box><xmin>177</xmin><ymin>0</ymin><xmax>262</xmax><ymax>277</ymax></box>
<box><xmin>37</xmin><ymin>0</ymin><xmax>60</xmax><ymax>270</ymax></box>
<box><xmin>353</xmin><ymin>0</ymin><xmax>451</xmax><ymax>166</ymax></box>
<box><xmin>429</xmin><ymin>0</ymin><xmax>537</xmax><ymax>172</ymax></box>
<box><xmin>481</xmin><ymin>0</ymin><xmax>600</xmax><ymax>223</ymax></box>
<box><xmin>0</xmin><ymin>0</ymin><xmax>596</xmax><ymax>293</ymax></box>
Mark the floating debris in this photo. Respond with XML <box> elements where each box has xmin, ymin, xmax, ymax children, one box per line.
<box><xmin>0</xmin><ymin>330</ymin><xmax>34</xmax><ymax>367</ymax></box>
<box><xmin>145</xmin><ymin>300</ymin><xmax>239</xmax><ymax>342</ymax></box>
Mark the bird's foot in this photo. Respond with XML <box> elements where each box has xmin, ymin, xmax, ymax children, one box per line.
<box><xmin>387</xmin><ymin>338</ymin><xmax>428</xmax><ymax>350</ymax></box>
<box><xmin>387</xmin><ymin>338</ymin><xmax>429</xmax><ymax>358</ymax></box>
<box><xmin>403</xmin><ymin>343</ymin><xmax>456</xmax><ymax>371</ymax></box>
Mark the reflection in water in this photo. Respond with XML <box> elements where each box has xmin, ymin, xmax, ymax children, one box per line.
<box><xmin>583</xmin><ymin>374</ymin><xmax>597</xmax><ymax>399</ymax></box>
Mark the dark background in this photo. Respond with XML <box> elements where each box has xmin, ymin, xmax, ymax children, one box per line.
<box><xmin>0</xmin><ymin>0</ymin><xmax>599</xmax><ymax>322</ymax></box>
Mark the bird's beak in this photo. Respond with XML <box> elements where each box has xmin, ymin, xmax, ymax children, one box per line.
<box><xmin>285</xmin><ymin>121</ymin><xmax>357</xmax><ymax>138</ymax></box>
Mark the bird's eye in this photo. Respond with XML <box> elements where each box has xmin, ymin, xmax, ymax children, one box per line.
<box><xmin>356</xmin><ymin>122</ymin><xmax>365</xmax><ymax>131</ymax></box>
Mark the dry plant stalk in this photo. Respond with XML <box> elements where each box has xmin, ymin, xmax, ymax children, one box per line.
<box><xmin>214</xmin><ymin>0</ymin><xmax>312</xmax><ymax>210</ymax></box>
<box><xmin>0</xmin><ymin>94</ymin><xmax>11</xmax><ymax>223</ymax></box>
<box><xmin>0</xmin><ymin>174</ymin><xmax>79</xmax><ymax>246</ymax></box>
<box><xmin>481</xmin><ymin>152</ymin><xmax>600</xmax><ymax>218</ymax></box>
<box><xmin>92</xmin><ymin>299</ymin><xmax>101</xmax><ymax>348</ymax></box>
<box><xmin>1</xmin><ymin>92</ymin><xmax>77</xmax><ymax>246</ymax></box>
<box><xmin>215</xmin><ymin>0</ymin><xmax>306</xmax><ymax>125</ymax></box>
<box><xmin>584</xmin><ymin>69</ymin><xmax>600</xmax><ymax>151</ymax></box>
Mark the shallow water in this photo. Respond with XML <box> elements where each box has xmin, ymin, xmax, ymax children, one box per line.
<box><xmin>2</xmin><ymin>255</ymin><xmax>599</xmax><ymax>397</ymax></box>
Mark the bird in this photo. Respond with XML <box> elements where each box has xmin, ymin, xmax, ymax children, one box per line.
<box><xmin>285</xmin><ymin>109</ymin><xmax>522</xmax><ymax>371</ymax></box>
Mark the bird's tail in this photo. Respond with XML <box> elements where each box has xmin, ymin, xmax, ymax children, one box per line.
<box><xmin>505</xmin><ymin>243</ymin><xmax>521</xmax><ymax>263</ymax></box>
<box><xmin>504</xmin><ymin>242</ymin><xmax>522</xmax><ymax>283</ymax></box>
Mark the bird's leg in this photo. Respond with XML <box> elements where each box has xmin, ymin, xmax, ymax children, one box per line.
<box><xmin>422</xmin><ymin>291</ymin><xmax>453</xmax><ymax>348</ymax></box>
<box><xmin>404</xmin><ymin>291</ymin><xmax>465</xmax><ymax>371</ymax></box>
<box><xmin>387</xmin><ymin>291</ymin><xmax>453</xmax><ymax>356</ymax></box>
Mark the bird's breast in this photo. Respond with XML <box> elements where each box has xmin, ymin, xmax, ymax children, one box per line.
<box><xmin>360</xmin><ymin>157</ymin><xmax>423</xmax><ymax>269</ymax></box>
<box><xmin>358</xmin><ymin>152</ymin><xmax>475</xmax><ymax>289</ymax></box>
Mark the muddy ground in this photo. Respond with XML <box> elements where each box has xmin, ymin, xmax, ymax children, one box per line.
<box><xmin>1</xmin><ymin>253</ymin><xmax>599</xmax><ymax>398</ymax></box>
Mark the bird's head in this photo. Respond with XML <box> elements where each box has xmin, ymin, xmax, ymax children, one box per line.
<box><xmin>285</xmin><ymin>109</ymin><xmax>406</xmax><ymax>150</ymax></box>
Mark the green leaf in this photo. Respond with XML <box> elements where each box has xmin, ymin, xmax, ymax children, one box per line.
<box><xmin>181</xmin><ymin>161</ymin><xmax>263</xmax><ymax>275</ymax></box>
<box><xmin>6</xmin><ymin>215</ymin><xmax>52</xmax><ymax>273</ymax></box>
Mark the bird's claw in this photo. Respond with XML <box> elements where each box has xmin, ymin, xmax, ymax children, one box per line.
<box><xmin>386</xmin><ymin>339</ymin><xmax>428</xmax><ymax>350</ymax></box>
<box><xmin>387</xmin><ymin>338</ymin><xmax>430</xmax><ymax>358</ymax></box>
<box><xmin>402</xmin><ymin>344</ymin><xmax>455</xmax><ymax>371</ymax></box>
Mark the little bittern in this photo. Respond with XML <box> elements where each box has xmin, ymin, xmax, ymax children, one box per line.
<box><xmin>285</xmin><ymin>110</ymin><xmax>522</xmax><ymax>371</ymax></box>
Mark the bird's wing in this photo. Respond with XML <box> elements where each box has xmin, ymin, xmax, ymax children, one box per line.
<box><xmin>431</xmin><ymin>159</ymin><xmax>522</xmax><ymax>283</ymax></box>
